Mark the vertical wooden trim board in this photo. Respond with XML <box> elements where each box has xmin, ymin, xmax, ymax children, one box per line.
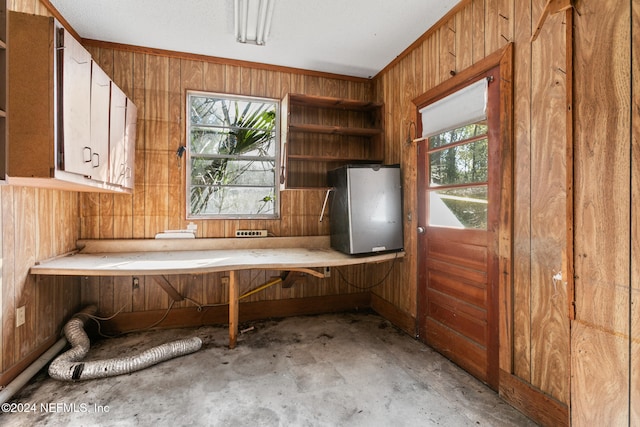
<box><xmin>631</xmin><ymin>0</ymin><xmax>640</xmax><ymax>424</ymax></box>
<box><xmin>572</xmin><ymin>0</ymin><xmax>632</xmax><ymax>425</ymax></box>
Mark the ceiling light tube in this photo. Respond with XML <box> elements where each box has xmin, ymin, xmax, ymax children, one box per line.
<box><xmin>256</xmin><ymin>0</ymin><xmax>268</xmax><ymax>45</ymax></box>
<box><xmin>233</xmin><ymin>0</ymin><xmax>239</xmax><ymax>41</ymax></box>
<box><xmin>240</xmin><ymin>0</ymin><xmax>248</xmax><ymax>43</ymax></box>
<box><xmin>262</xmin><ymin>0</ymin><xmax>275</xmax><ymax>44</ymax></box>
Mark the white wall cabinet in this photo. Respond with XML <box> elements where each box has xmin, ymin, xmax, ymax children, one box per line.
<box><xmin>60</xmin><ymin>28</ymin><xmax>92</xmax><ymax>177</ymax></box>
<box><xmin>7</xmin><ymin>12</ymin><xmax>136</xmax><ymax>193</ymax></box>
<box><xmin>88</xmin><ymin>61</ymin><xmax>111</xmax><ymax>182</ymax></box>
<box><xmin>109</xmin><ymin>84</ymin><xmax>136</xmax><ymax>190</ymax></box>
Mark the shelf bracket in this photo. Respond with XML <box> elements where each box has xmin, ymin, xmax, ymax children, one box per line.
<box><xmin>531</xmin><ymin>0</ymin><xmax>573</xmax><ymax>42</ymax></box>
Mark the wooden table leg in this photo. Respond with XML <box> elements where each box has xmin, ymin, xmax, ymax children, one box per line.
<box><xmin>228</xmin><ymin>270</ymin><xmax>239</xmax><ymax>349</ymax></box>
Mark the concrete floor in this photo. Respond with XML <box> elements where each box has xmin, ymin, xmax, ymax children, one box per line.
<box><xmin>1</xmin><ymin>312</ymin><xmax>535</xmax><ymax>426</ymax></box>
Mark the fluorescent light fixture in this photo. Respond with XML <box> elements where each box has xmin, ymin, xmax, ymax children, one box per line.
<box><xmin>234</xmin><ymin>0</ymin><xmax>275</xmax><ymax>45</ymax></box>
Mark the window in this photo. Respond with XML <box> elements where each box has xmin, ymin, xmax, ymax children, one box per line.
<box><xmin>186</xmin><ymin>92</ymin><xmax>279</xmax><ymax>218</ymax></box>
<box><xmin>427</xmin><ymin>121</ymin><xmax>488</xmax><ymax>229</ymax></box>
<box><xmin>419</xmin><ymin>78</ymin><xmax>489</xmax><ymax>229</ymax></box>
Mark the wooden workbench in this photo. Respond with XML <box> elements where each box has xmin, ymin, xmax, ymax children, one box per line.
<box><xmin>30</xmin><ymin>236</ymin><xmax>403</xmax><ymax>348</ymax></box>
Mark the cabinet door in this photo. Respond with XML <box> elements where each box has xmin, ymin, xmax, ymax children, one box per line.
<box><xmin>90</xmin><ymin>62</ymin><xmax>110</xmax><ymax>182</ymax></box>
<box><xmin>123</xmin><ymin>98</ymin><xmax>137</xmax><ymax>189</ymax></box>
<box><xmin>61</xmin><ymin>29</ymin><xmax>92</xmax><ymax>176</ymax></box>
<box><xmin>109</xmin><ymin>83</ymin><xmax>127</xmax><ymax>186</ymax></box>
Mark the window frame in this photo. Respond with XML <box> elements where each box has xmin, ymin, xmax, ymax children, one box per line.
<box><xmin>185</xmin><ymin>90</ymin><xmax>280</xmax><ymax>220</ymax></box>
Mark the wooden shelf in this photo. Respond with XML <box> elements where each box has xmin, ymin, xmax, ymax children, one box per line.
<box><xmin>288</xmin><ymin>93</ymin><xmax>383</xmax><ymax>111</ymax></box>
<box><xmin>289</xmin><ymin>123</ymin><xmax>383</xmax><ymax>137</ymax></box>
<box><xmin>280</xmin><ymin>93</ymin><xmax>384</xmax><ymax>189</ymax></box>
<box><xmin>288</xmin><ymin>154</ymin><xmax>383</xmax><ymax>162</ymax></box>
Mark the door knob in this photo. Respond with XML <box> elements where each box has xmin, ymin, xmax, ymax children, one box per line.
<box><xmin>417</xmin><ymin>226</ymin><xmax>425</xmax><ymax>234</ymax></box>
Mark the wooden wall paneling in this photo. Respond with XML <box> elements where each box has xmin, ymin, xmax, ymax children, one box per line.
<box><xmin>511</xmin><ymin>0</ymin><xmax>533</xmax><ymax>382</ymax></box>
<box><xmin>35</xmin><ymin>189</ymin><xmax>53</xmax><ymax>260</ymax></box>
<box><xmin>144</xmin><ymin>55</ymin><xmax>170</xmax><ymax>238</ymax></box>
<box><xmin>81</xmin><ymin>276</ymin><xmax>100</xmax><ymax>310</ymax></box>
<box><xmin>485</xmin><ymin>0</ymin><xmax>501</xmax><ymax>55</ymax></box>
<box><xmin>1</xmin><ymin>186</ymin><xmax>14</xmax><ymax>371</ymax></box>
<box><xmin>224</xmin><ymin>65</ymin><xmax>241</xmax><ymax>95</ymax></box>
<box><xmin>167</xmin><ymin>57</ymin><xmax>182</xmax><ymax>232</ymax></box>
<box><xmin>53</xmin><ymin>190</ymin><xmax>73</xmax><ymax>255</ymax></box>
<box><xmin>400</xmin><ymin>52</ymin><xmax>418</xmax><ymax>315</ymax></box>
<box><xmin>472</xmin><ymin>0</ymin><xmax>486</xmax><ymax>63</ymax></box>
<box><xmin>132</xmin><ymin>52</ymin><xmax>147</xmax><ymax>239</ymax></box>
<box><xmin>529</xmin><ymin>6</ymin><xmax>569</xmax><ymax>404</ymax></box>
<box><xmin>498</xmin><ymin>0</ymin><xmax>514</xmax><ymax>46</ymax></box>
<box><xmin>628</xmin><ymin>0</ymin><xmax>640</xmax><ymax>424</ymax></box>
<box><xmin>203</xmin><ymin>61</ymin><xmax>224</xmax><ymax>93</ymax></box>
<box><xmin>14</xmin><ymin>187</ymin><xmax>36</xmax><ymax>359</ymax></box>
<box><xmin>240</xmin><ymin>66</ymin><xmax>252</xmax><ymax>95</ymax></box>
<box><xmin>113</xmin><ymin>276</ymin><xmax>132</xmax><ymax>314</ymax></box>
<box><xmin>203</xmin><ymin>272</ymin><xmax>224</xmax><ymax>305</ymax></box>
<box><xmin>250</xmin><ymin>68</ymin><xmax>267</xmax><ymax>97</ymax></box>
<box><xmin>80</xmin><ymin>193</ymin><xmax>100</xmax><ymax>239</ymax></box>
<box><xmin>145</xmin><ymin>274</ymin><xmax>169</xmax><ymax>312</ymax></box>
<box><xmin>572</xmin><ymin>0</ymin><xmax>631</xmax><ymax>424</ymax></box>
<box><xmin>98</xmin><ymin>193</ymin><xmax>114</xmax><ymax>239</ymax></box>
<box><xmin>131</xmin><ymin>275</ymin><xmax>146</xmax><ymax>313</ymax></box>
<box><xmin>287</xmin><ymin>191</ymin><xmax>306</xmax><ymax>236</ymax></box>
<box><xmin>278</xmin><ymin>190</ymin><xmax>293</xmax><ymax>237</ymax></box>
<box><xmin>632</xmin><ymin>2</ymin><xmax>640</xmax><ymax>423</ymax></box>
<box><xmin>456</xmin><ymin>2</ymin><xmax>474</xmax><ymax>72</ymax></box>
<box><xmin>35</xmin><ymin>190</ymin><xmax>54</xmax><ymax>343</ymax></box>
<box><xmin>439</xmin><ymin>19</ymin><xmax>456</xmax><ymax>82</ymax></box>
<box><xmin>422</xmin><ymin>32</ymin><xmax>439</xmax><ymax>92</ymax></box>
<box><xmin>99</xmin><ymin>276</ymin><xmax>115</xmax><ymax>315</ymax></box>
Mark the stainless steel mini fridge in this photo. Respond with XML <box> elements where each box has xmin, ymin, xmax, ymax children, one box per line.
<box><xmin>328</xmin><ymin>164</ymin><xmax>403</xmax><ymax>255</ymax></box>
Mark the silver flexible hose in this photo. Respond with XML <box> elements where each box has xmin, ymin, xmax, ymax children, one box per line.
<box><xmin>49</xmin><ymin>306</ymin><xmax>202</xmax><ymax>381</ymax></box>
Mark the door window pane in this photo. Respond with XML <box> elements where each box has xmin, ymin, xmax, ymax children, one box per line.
<box><xmin>429</xmin><ymin>186</ymin><xmax>488</xmax><ymax>229</ymax></box>
<box><xmin>428</xmin><ymin>121</ymin><xmax>487</xmax><ymax>150</ymax></box>
<box><xmin>429</xmin><ymin>138</ymin><xmax>488</xmax><ymax>186</ymax></box>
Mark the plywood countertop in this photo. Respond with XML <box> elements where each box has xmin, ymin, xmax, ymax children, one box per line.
<box><xmin>30</xmin><ymin>236</ymin><xmax>404</xmax><ymax>276</ymax></box>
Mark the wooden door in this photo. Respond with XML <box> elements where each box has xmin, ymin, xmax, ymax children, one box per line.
<box><xmin>417</xmin><ymin>66</ymin><xmax>501</xmax><ymax>390</ymax></box>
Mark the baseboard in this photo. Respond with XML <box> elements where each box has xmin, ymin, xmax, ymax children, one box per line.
<box><xmin>499</xmin><ymin>369</ymin><xmax>568</xmax><ymax>427</ymax></box>
<box><xmin>102</xmin><ymin>293</ymin><xmax>372</xmax><ymax>334</ymax></box>
<box><xmin>370</xmin><ymin>293</ymin><xmax>416</xmax><ymax>337</ymax></box>
<box><xmin>0</xmin><ymin>336</ymin><xmax>58</xmax><ymax>387</ymax></box>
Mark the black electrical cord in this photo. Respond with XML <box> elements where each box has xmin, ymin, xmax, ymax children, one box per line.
<box><xmin>334</xmin><ymin>252</ymin><xmax>400</xmax><ymax>290</ymax></box>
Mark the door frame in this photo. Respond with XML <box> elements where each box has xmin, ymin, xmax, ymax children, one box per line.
<box><xmin>412</xmin><ymin>43</ymin><xmax>514</xmax><ymax>386</ymax></box>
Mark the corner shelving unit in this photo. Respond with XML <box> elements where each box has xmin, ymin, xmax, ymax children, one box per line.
<box><xmin>280</xmin><ymin>93</ymin><xmax>384</xmax><ymax>189</ymax></box>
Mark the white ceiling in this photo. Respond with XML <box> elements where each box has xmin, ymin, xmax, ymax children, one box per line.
<box><xmin>49</xmin><ymin>0</ymin><xmax>459</xmax><ymax>79</ymax></box>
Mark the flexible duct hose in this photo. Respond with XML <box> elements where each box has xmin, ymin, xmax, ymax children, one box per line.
<box><xmin>49</xmin><ymin>305</ymin><xmax>202</xmax><ymax>381</ymax></box>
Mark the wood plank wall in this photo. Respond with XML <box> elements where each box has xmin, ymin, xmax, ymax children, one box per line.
<box><xmin>374</xmin><ymin>0</ymin><xmax>571</xmax><ymax>412</ymax></box>
<box><xmin>79</xmin><ymin>44</ymin><xmax>384</xmax><ymax>318</ymax></box>
<box><xmin>573</xmin><ymin>1</ymin><xmax>639</xmax><ymax>425</ymax></box>
<box><xmin>0</xmin><ymin>1</ymin><xmax>82</xmax><ymax>387</ymax></box>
